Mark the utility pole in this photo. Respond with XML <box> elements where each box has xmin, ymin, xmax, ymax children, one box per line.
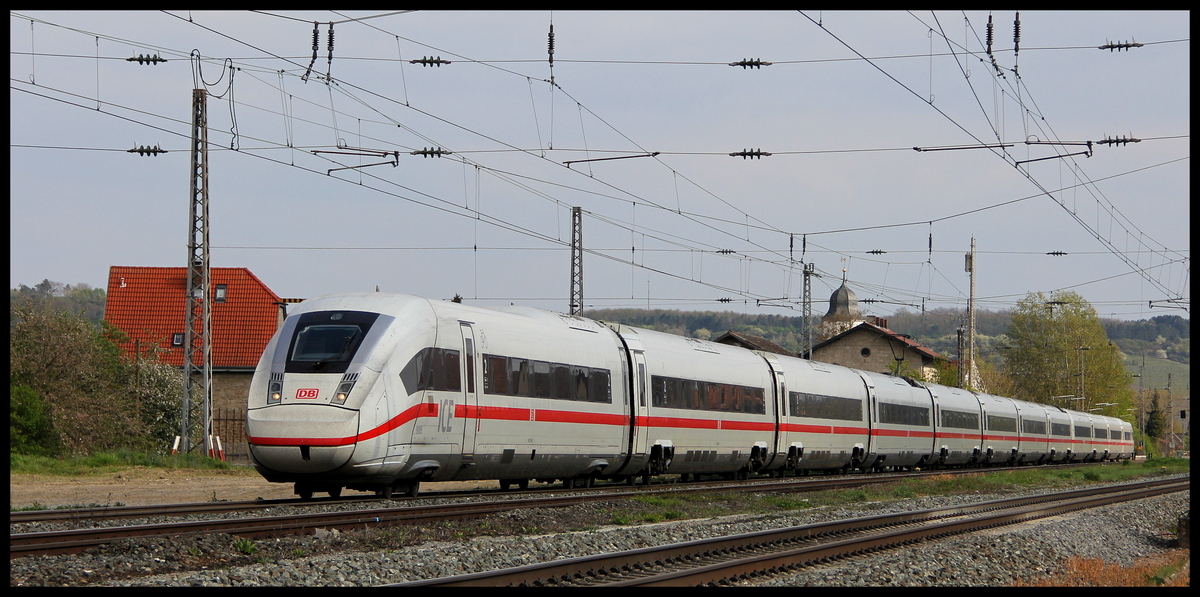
<box><xmin>182</xmin><ymin>88</ymin><xmax>213</xmax><ymax>457</ymax></box>
<box><xmin>802</xmin><ymin>262</ymin><xmax>816</xmax><ymax>358</ymax></box>
<box><xmin>964</xmin><ymin>238</ymin><xmax>977</xmax><ymax>390</ymax></box>
<box><xmin>569</xmin><ymin>206</ymin><xmax>583</xmax><ymax>315</ymax></box>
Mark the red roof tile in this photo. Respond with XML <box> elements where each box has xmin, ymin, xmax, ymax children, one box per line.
<box><xmin>104</xmin><ymin>266</ymin><xmax>282</xmax><ymax>368</ymax></box>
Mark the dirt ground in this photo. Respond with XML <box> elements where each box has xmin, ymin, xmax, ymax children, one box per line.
<box><xmin>9</xmin><ymin>466</ymin><xmax>496</xmax><ymax>509</ymax></box>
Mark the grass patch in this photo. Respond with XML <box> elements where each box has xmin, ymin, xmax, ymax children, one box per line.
<box><xmin>10</xmin><ymin>449</ymin><xmax>242</xmax><ymax>476</ymax></box>
<box><xmin>232</xmin><ymin>537</ymin><xmax>259</xmax><ymax>556</ymax></box>
<box><xmin>762</xmin><ymin>495</ymin><xmax>812</xmax><ymax>511</ymax></box>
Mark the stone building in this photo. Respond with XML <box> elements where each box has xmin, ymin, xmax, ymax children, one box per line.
<box><xmin>808</xmin><ymin>277</ymin><xmax>948</xmax><ymax>381</ymax></box>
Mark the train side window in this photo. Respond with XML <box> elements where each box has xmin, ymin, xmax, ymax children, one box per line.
<box><xmin>438</xmin><ymin>348</ymin><xmax>461</xmax><ymax>392</ymax></box>
<box><xmin>509</xmin><ymin>358</ymin><xmax>530</xmax><ymax>397</ymax></box>
<box><xmin>571</xmin><ymin>366</ymin><xmax>589</xmax><ymax>402</ymax></box>
<box><xmin>532</xmin><ymin>361</ymin><xmax>552</xmax><ymax>398</ymax></box>
<box><xmin>745</xmin><ymin>387</ymin><xmax>765</xmax><ymax>414</ymax></box>
<box><xmin>881</xmin><ymin>402</ymin><xmax>929</xmax><ymax>427</ymax></box>
<box><xmin>399</xmin><ymin>347</ymin><xmax>460</xmax><ymax>393</ymax></box>
<box><xmin>552</xmin><ymin>364</ymin><xmax>572</xmax><ymax>400</ymax></box>
<box><xmin>463</xmin><ymin>338</ymin><xmax>475</xmax><ymax>393</ymax></box>
<box><xmin>638</xmin><ymin>363</ymin><xmax>646</xmax><ymax>407</ymax></box>
<box><xmin>399</xmin><ymin>349</ymin><xmax>430</xmax><ymax>394</ymax></box>
<box><xmin>706</xmin><ymin>383</ymin><xmax>722</xmax><ymax>410</ymax></box>
<box><xmin>683</xmin><ymin>380</ymin><xmax>701</xmax><ymax>410</ymax></box>
<box><xmin>590</xmin><ymin>368</ymin><xmax>610</xmax><ymax>403</ymax></box>
<box><xmin>943</xmin><ymin>409</ymin><xmax>981</xmax><ymax>430</ymax></box>
<box><xmin>484</xmin><ymin>355</ymin><xmax>509</xmax><ymax>395</ymax></box>
<box><xmin>987</xmin><ymin>415</ymin><xmax>1017</xmax><ymax>433</ymax></box>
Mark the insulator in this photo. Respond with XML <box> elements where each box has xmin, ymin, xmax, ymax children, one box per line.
<box><xmin>127</xmin><ymin>53</ymin><xmax>166</xmax><ymax>65</ymax></box>
<box><xmin>312</xmin><ymin>22</ymin><xmax>319</xmax><ymax>51</ymax></box>
<box><xmin>328</xmin><ymin>22</ymin><xmax>334</xmax><ymax>52</ymax></box>
<box><xmin>729</xmin><ymin>59</ymin><xmax>771</xmax><ymax>69</ymax></box>
<box><xmin>128</xmin><ymin>144</ymin><xmax>166</xmax><ymax>156</ymax></box>
<box><xmin>548</xmin><ymin>24</ymin><xmax>555</xmax><ymax>60</ymax></box>
<box><xmin>1013</xmin><ymin>12</ymin><xmax>1020</xmax><ymax>53</ymax></box>
<box><xmin>986</xmin><ymin>15</ymin><xmax>994</xmax><ymax>54</ymax></box>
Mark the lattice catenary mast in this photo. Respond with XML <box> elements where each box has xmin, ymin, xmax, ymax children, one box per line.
<box><xmin>181</xmin><ymin>88</ymin><xmax>213</xmax><ymax>456</ymax></box>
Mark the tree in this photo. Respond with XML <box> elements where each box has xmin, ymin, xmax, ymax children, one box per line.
<box><xmin>10</xmin><ymin>384</ymin><xmax>64</xmax><ymax>456</ymax></box>
<box><xmin>1001</xmin><ymin>291</ymin><xmax>1134</xmax><ymax>415</ymax></box>
<box><xmin>1144</xmin><ymin>390</ymin><xmax>1167</xmax><ymax>439</ymax></box>
<box><xmin>9</xmin><ymin>295</ymin><xmax>157</xmax><ymax>455</ymax></box>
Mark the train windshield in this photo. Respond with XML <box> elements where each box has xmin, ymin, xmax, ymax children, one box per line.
<box><xmin>285</xmin><ymin>310</ymin><xmax>381</xmax><ymax>373</ymax></box>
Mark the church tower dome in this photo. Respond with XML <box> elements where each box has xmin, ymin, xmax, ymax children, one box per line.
<box><xmin>824</xmin><ymin>273</ymin><xmax>861</xmax><ymax>321</ymax></box>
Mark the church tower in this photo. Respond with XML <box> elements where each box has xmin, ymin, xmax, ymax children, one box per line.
<box><xmin>820</xmin><ymin>270</ymin><xmax>863</xmax><ymax>340</ymax></box>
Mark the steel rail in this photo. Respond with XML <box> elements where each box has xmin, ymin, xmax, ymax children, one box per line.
<box><xmin>10</xmin><ymin>466</ymin><xmax>979</xmax><ymax>525</ymax></box>
<box><xmin>387</xmin><ymin>476</ymin><xmax>1187</xmax><ymax>587</ymax></box>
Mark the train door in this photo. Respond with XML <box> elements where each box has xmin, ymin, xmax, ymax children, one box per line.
<box><xmin>857</xmin><ymin>371</ymin><xmax>878</xmax><ymax>469</ymax></box>
<box><xmin>629</xmin><ymin>349</ymin><xmax>650</xmax><ymax>466</ymax></box>
<box><xmin>764</xmin><ymin>368</ymin><xmax>786</xmax><ymax>471</ymax></box>
<box><xmin>459</xmin><ymin>322</ymin><xmax>480</xmax><ymax>457</ymax></box>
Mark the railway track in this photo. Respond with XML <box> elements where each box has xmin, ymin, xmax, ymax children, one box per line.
<box><xmin>387</xmin><ymin>476</ymin><xmax>1189</xmax><ymax>587</ymax></box>
<box><xmin>10</xmin><ymin>463</ymin><xmax>1089</xmax><ymax>525</ymax></box>
<box><xmin>5</xmin><ymin>464</ymin><xmax>1107</xmax><ymax>559</ymax></box>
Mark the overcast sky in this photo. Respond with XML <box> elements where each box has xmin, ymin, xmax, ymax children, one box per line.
<box><xmin>10</xmin><ymin>11</ymin><xmax>1190</xmax><ymax>323</ymax></box>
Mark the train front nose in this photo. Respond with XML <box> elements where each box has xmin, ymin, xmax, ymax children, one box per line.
<box><xmin>247</xmin><ymin>404</ymin><xmax>359</xmax><ymax>474</ymax></box>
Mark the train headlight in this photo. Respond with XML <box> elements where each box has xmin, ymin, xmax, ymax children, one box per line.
<box><xmin>268</xmin><ymin>373</ymin><xmax>283</xmax><ymax>405</ymax></box>
<box><xmin>333</xmin><ymin>373</ymin><xmax>358</xmax><ymax>405</ymax></box>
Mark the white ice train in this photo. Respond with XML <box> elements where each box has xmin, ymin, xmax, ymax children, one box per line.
<box><xmin>245</xmin><ymin>293</ymin><xmax>1135</xmax><ymax>498</ymax></box>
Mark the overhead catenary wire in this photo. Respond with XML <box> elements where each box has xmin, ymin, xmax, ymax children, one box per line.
<box><xmin>11</xmin><ymin>11</ymin><xmax>1188</xmax><ymax>315</ymax></box>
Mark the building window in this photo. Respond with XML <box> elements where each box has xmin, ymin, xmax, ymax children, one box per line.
<box><xmin>215</xmin><ymin>284</ymin><xmax>227</xmax><ymax>302</ymax></box>
<box><xmin>172</xmin><ymin>333</ymin><xmax>185</xmax><ymax>346</ymax></box>
<box><xmin>860</xmin><ymin>347</ymin><xmax>871</xmax><ymax>357</ymax></box>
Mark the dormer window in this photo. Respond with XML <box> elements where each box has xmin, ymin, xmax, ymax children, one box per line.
<box><xmin>215</xmin><ymin>284</ymin><xmax>227</xmax><ymax>302</ymax></box>
<box><xmin>172</xmin><ymin>333</ymin><xmax>185</xmax><ymax>346</ymax></box>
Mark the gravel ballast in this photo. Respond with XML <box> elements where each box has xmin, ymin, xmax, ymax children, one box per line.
<box><xmin>10</xmin><ymin>476</ymin><xmax>1188</xmax><ymax>587</ymax></box>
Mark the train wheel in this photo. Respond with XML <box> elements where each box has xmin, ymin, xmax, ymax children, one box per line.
<box><xmin>518</xmin><ymin>479</ymin><xmax>529</xmax><ymax>490</ymax></box>
<box><xmin>296</xmin><ymin>484</ymin><xmax>314</xmax><ymax>500</ymax></box>
<box><xmin>400</xmin><ymin>481</ymin><xmax>420</xmax><ymax>498</ymax></box>
<box><xmin>500</xmin><ymin>479</ymin><xmax>513</xmax><ymax>491</ymax></box>
<box><xmin>328</xmin><ymin>486</ymin><xmax>342</xmax><ymax>498</ymax></box>
<box><xmin>376</xmin><ymin>484</ymin><xmax>393</xmax><ymax>499</ymax></box>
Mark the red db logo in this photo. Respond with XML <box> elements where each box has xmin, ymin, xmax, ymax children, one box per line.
<box><xmin>295</xmin><ymin>388</ymin><xmax>319</xmax><ymax>399</ymax></box>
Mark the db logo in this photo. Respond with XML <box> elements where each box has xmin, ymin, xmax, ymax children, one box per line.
<box><xmin>295</xmin><ymin>388</ymin><xmax>320</xmax><ymax>399</ymax></box>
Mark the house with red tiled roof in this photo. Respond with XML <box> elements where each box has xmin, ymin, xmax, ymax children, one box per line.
<box><xmin>804</xmin><ymin>278</ymin><xmax>948</xmax><ymax>381</ymax></box>
<box><xmin>104</xmin><ymin>266</ymin><xmax>282</xmax><ymax>372</ymax></box>
<box><xmin>104</xmin><ymin>266</ymin><xmax>284</xmax><ymax>460</ymax></box>
<box><xmin>713</xmin><ymin>330</ymin><xmax>795</xmax><ymax>357</ymax></box>
<box><xmin>808</xmin><ymin>321</ymin><xmax>949</xmax><ymax>382</ymax></box>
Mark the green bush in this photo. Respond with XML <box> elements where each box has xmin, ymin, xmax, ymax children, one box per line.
<box><xmin>10</xmin><ymin>384</ymin><xmax>63</xmax><ymax>456</ymax></box>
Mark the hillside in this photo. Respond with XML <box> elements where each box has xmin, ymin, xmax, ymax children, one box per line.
<box><xmin>584</xmin><ymin>307</ymin><xmax>1188</xmax><ymax>391</ymax></box>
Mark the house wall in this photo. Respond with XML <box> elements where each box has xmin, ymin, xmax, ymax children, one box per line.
<box><xmin>810</xmin><ymin>330</ymin><xmax>936</xmax><ymax>381</ymax></box>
